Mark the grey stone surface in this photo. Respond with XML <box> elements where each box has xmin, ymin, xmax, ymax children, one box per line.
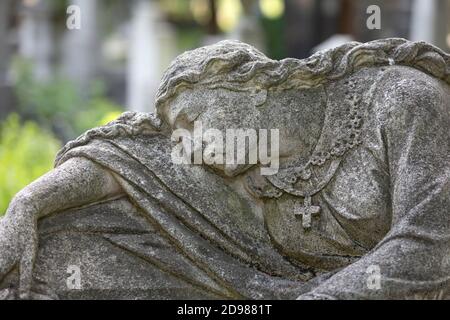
<box><xmin>0</xmin><ymin>38</ymin><xmax>450</xmax><ymax>300</ymax></box>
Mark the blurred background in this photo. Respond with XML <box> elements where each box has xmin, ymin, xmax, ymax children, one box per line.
<box><xmin>0</xmin><ymin>0</ymin><xmax>449</xmax><ymax>214</ymax></box>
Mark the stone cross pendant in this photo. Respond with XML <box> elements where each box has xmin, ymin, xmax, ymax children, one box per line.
<box><xmin>295</xmin><ymin>196</ymin><xmax>321</xmax><ymax>229</ymax></box>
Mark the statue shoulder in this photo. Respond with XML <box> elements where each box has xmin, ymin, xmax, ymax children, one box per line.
<box><xmin>372</xmin><ymin>65</ymin><xmax>450</xmax><ymax>130</ymax></box>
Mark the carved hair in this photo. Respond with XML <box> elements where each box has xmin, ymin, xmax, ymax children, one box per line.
<box><xmin>155</xmin><ymin>38</ymin><xmax>450</xmax><ymax>119</ymax></box>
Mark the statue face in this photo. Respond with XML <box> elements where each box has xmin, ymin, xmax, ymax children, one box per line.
<box><xmin>164</xmin><ymin>87</ymin><xmax>266</xmax><ymax>176</ymax></box>
<box><xmin>164</xmin><ymin>86</ymin><xmax>324</xmax><ymax>175</ymax></box>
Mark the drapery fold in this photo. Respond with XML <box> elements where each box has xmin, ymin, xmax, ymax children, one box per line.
<box><xmin>56</xmin><ymin>134</ymin><xmax>314</xmax><ymax>299</ymax></box>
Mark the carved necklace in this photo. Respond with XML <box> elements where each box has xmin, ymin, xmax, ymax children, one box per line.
<box><xmin>246</xmin><ymin>77</ymin><xmax>364</xmax><ymax>229</ymax></box>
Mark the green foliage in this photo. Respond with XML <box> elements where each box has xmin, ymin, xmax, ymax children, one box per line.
<box><xmin>2</xmin><ymin>59</ymin><xmax>123</xmax><ymax>216</ymax></box>
<box><xmin>261</xmin><ymin>14</ymin><xmax>287</xmax><ymax>60</ymax></box>
<box><xmin>1</xmin><ymin>61</ymin><xmax>123</xmax><ymax>215</ymax></box>
<box><xmin>12</xmin><ymin>58</ymin><xmax>77</xmax><ymax>136</ymax></box>
<box><xmin>73</xmin><ymin>81</ymin><xmax>123</xmax><ymax>134</ymax></box>
<box><xmin>12</xmin><ymin>57</ymin><xmax>123</xmax><ymax>140</ymax></box>
<box><xmin>176</xmin><ymin>28</ymin><xmax>205</xmax><ymax>52</ymax></box>
<box><xmin>0</xmin><ymin>114</ymin><xmax>61</xmax><ymax>216</ymax></box>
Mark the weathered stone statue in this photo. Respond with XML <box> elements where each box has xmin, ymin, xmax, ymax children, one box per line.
<box><xmin>1</xmin><ymin>38</ymin><xmax>449</xmax><ymax>300</ymax></box>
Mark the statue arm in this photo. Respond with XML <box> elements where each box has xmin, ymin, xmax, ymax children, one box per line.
<box><xmin>0</xmin><ymin>157</ymin><xmax>123</xmax><ymax>299</ymax></box>
<box><xmin>298</xmin><ymin>73</ymin><xmax>450</xmax><ymax>300</ymax></box>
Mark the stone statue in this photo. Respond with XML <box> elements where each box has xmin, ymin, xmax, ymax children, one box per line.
<box><xmin>0</xmin><ymin>38</ymin><xmax>449</xmax><ymax>300</ymax></box>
